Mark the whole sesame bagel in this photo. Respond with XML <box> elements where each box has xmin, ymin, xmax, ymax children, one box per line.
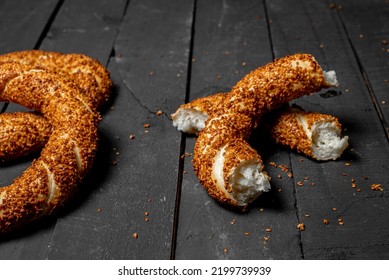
<box><xmin>0</xmin><ymin>62</ymin><xmax>100</xmax><ymax>233</ymax></box>
<box><xmin>0</xmin><ymin>50</ymin><xmax>111</xmax><ymax>161</ymax></box>
<box><xmin>172</xmin><ymin>53</ymin><xmax>339</xmax><ymax>209</ymax></box>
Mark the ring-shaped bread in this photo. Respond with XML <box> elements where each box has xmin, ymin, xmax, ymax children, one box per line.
<box><xmin>0</xmin><ymin>50</ymin><xmax>111</xmax><ymax>161</ymax></box>
<box><xmin>0</xmin><ymin>62</ymin><xmax>100</xmax><ymax>233</ymax></box>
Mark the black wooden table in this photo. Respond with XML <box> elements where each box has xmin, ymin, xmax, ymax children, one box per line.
<box><xmin>0</xmin><ymin>0</ymin><xmax>388</xmax><ymax>260</ymax></box>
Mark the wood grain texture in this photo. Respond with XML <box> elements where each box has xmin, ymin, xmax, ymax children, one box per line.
<box><xmin>0</xmin><ymin>0</ymin><xmax>61</xmax><ymax>114</ymax></box>
<box><xmin>174</xmin><ymin>0</ymin><xmax>302</xmax><ymax>259</ymax></box>
<box><xmin>266</xmin><ymin>0</ymin><xmax>389</xmax><ymax>259</ymax></box>
<box><xmin>101</xmin><ymin>0</ymin><xmax>195</xmax><ymax>259</ymax></box>
<box><xmin>336</xmin><ymin>0</ymin><xmax>389</xmax><ymax>139</ymax></box>
<box><xmin>1</xmin><ymin>0</ymin><xmax>388</xmax><ymax>260</ymax></box>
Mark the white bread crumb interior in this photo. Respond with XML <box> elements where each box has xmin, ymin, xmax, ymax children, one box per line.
<box><xmin>172</xmin><ymin>108</ymin><xmax>207</xmax><ymax>134</ymax></box>
<box><xmin>230</xmin><ymin>160</ymin><xmax>271</xmax><ymax>206</ymax></box>
<box><xmin>311</xmin><ymin>121</ymin><xmax>349</xmax><ymax>160</ymax></box>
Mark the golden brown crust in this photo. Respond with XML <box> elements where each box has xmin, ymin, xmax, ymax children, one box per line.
<box><xmin>0</xmin><ymin>62</ymin><xmax>100</xmax><ymax>233</ymax></box>
<box><xmin>0</xmin><ymin>112</ymin><xmax>52</xmax><ymax>161</ymax></box>
<box><xmin>269</xmin><ymin>106</ymin><xmax>343</xmax><ymax>159</ymax></box>
<box><xmin>189</xmin><ymin>54</ymin><xmax>335</xmax><ymax>208</ymax></box>
<box><xmin>0</xmin><ymin>50</ymin><xmax>111</xmax><ymax>161</ymax></box>
<box><xmin>0</xmin><ymin>50</ymin><xmax>111</xmax><ymax>108</ymax></box>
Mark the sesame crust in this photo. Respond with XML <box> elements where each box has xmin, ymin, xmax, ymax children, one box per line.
<box><xmin>270</xmin><ymin>106</ymin><xmax>346</xmax><ymax>160</ymax></box>
<box><xmin>0</xmin><ymin>50</ymin><xmax>111</xmax><ymax>161</ymax></box>
<box><xmin>0</xmin><ymin>62</ymin><xmax>100</xmax><ymax>233</ymax></box>
<box><xmin>0</xmin><ymin>112</ymin><xmax>52</xmax><ymax>161</ymax></box>
<box><xmin>0</xmin><ymin>50</ymin><xmax>111</xmax><ymax>108</ymax></box>
<box><xmin>189</xmin><ymin>54</ymin><xmax>336</xmax><ymax>208</ymax></box>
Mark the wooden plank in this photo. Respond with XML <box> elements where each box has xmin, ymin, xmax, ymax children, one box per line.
<box><xmin>174</xmin><ymin>0</ymin><xmax>302</xmax><ymax>259</ymax></box>
<box><xmin>336</xmin><ymin>0</ymin><xmax>389</xmax><ymax>138</ymax></box>
<box><xmin>40</xmin><ymin>0</ymin><xmax>127</xmax><ymax>65</ymax></box>
<box><xmin>266</xmin><ymin>0</ymin><xmax>389</xmax><ymax>259</ymax></box>
<box><xmin>0</xmin><ymin>0</ymin><xmax>61</xmax><ymax>113</ymax></box>
<box><xmin>0</xmin><ymin>0</ymin><xmax>61</xmax><ymax>53</ymax></box>
<box><xmin>45</xmin><ymin>0</ymin><xmax>195</xmax><ymax>259</ymax></box>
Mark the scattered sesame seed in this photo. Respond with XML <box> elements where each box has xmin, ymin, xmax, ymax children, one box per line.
<box><xmin>97</xmin><ymin>208</ymin><xmax>102</xmax><ymax>213</ymax></box>
<box><xmin>143</xmin><ymin>123</ymin><xmax>150</xmax><ymax>128</ymax></box>
<box><xmin>332</xmin><ymin>207</ymin><xmax>338</xmax><ymax>211</ymax></box>
<box><xmin>323</xmin><ymin>219</ymin><xmax>329</xmax><ymax>225</ymax></box>
<box><xmin>345</xmin><ymin>162</ymin><xmax>351</xmax><ymax>166</ymax></box>
<box><xmin>338</xmin><ymin>218</ymin><xmax>344</xmax><ymax>225</ymax></box>
<box><xmin>297</xmin><ymin>181</ymin><xmax>303</xmax><ymax>187</ymax></box>
<box><xmin>297</xmin><ymin>223</ymin><xmax>305</xmax><ymax>231</ymax></box>
<box><xmin>244</xmin><ymin>232</ymin><xmax>251</xmax><ymax>236</ymax></box>
<box><xmin>223</xmin><ymin>247</ymin><xmax>229</xmax><ymax>253</ymax></box>
<box><xmin>371</xmin><ymin>184</ymin><xmax>384</xmax><ymax>191</ymax></box>
<box><xmin>129</xmin><ymin>134</ymin><xmax>135</xmax><ymax>140</ymax></box>
<box><xmin>132</xmin><ymin>232</ymin><xmax>139</xmax><ymax>239</ymax></box>
<box><xmin>264</xmin><ymin>236</ymin><xmax>270</xmax><ymax>241</ymax></box>
<box><xmin>265</xmin><ymin>228</ymin><xmax>272</xmax><ymax>232</ymax></box>
<box><xmin>156</xmin><ymin>110</ymin><xmax>163</xmax><ymax>116</ymax></box>
<box><xmin>269</xmin><ymin>161</ymin><xmax>277</xmax><ymax>167</ymax></box>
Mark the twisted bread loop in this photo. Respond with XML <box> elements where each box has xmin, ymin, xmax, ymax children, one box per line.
<box><xmin>173</xmin><ymin>54</ymin><xmax>341</xmax><ymax>208</ymax></box>
<box><xmin>0</xmin><ymin>62</ymin><xmax>100</xmax><ymax>233</ymax></box>
<box><xmin>0</xmin><ymin>50</ymin><xmax>112</xmax><ymax>161</ymax></box>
